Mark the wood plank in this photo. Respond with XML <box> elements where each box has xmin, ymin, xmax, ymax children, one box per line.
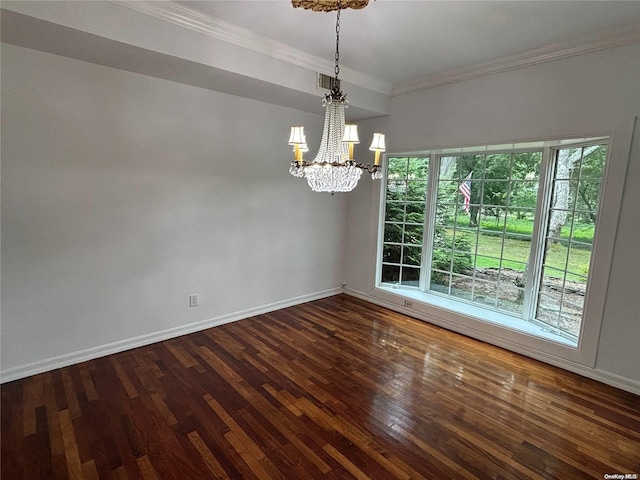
<box><xmin>187</xmin><ymin>430</ymin><xmax>231</xmax><ymax>479</ymax></box>
<box><xmin>34</xmin><ymin>405</ymin><xmax>54</xmax><ymax>478</ymax></box>
<box><xmin>60</xmin><ymin>369</ymin><xmax>82</xmax><ymax>420</ymax></box>
<box><xmin>59</xmin><ymin>409</ymin><xmax>83</xmax><ymax>480</ymax></box>
<box><xmin>136</xmin><ymin>455</ymin><xmax>159</xmax><ymax>480</ymax></box>
<box><xmin>109</xmin><ymin>357</ymin><xmax>139</xmax><ymax>399</ymax></box>
<box><xmin>323</xmin><ymin>443</ymin><xmax>372</xmax><ymax>480</ymax></box>
<box><xmin>164</xmin><ymin>340</ymin><xmax>200</xmax><ymax>369</ymax></box>
<box><xmin>43</xmin><ymin>372</ymin><xmax>68</xmax><ymax>479</ymax></box>
<box><xmin>22</xmin><ymin>375</ymin><xmax>42</xmax><ymax>436</ymax></box>
<box><xmin>81</xmin><ymin>459</ymin><xmax>99</xmax><ymax>480</ymax></box>
<box><xmin>149</xmin><ymin>392</ymin><xmax>178</xmax><ymax>426</ymax></box>
<box><xmin>79</xmin><ymin>364</ymin><xmax>99</xmax><ymax>402</ymax></box>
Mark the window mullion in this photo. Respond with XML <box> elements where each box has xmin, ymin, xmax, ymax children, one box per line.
<box><xmin>420</xmin><ymin>155</ymin><xmax>439</xmax><ymax>292</ymax></box>
<box><xmin>523</xmin><ymin>147</ymin><xmax>555</xmax><ymax>320</ymax></box>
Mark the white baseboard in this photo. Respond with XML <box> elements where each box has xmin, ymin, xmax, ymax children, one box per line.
<box><xmin>344</xmin><ymin>288</ymin><xmax>640</xmax><ymax>396</ymax></box>
<box><xmin>0</xmin><ymin>287</ymin><xmax>341</xmax><ymax>384</ymax></box>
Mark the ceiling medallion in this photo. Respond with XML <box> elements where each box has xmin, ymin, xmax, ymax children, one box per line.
<box><xmin>291</xmin><ymin>0</ymin><xmax>370</xmax><ymax>12</ymax></box>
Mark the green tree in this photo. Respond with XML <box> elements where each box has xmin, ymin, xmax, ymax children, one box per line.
<box><xmin>385</xmin><ymin>157</ymin><xmax>472</xmax><ymax>283</ymax></box>
<box><xmin>573</xmin><ymin>146</ymin><xmax>605</xmax><ymax>223</ymax></box>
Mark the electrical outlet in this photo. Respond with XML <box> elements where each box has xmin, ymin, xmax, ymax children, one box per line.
<box><xmin>189</xmin><ymin>294</ymin><xmax>198</xmax><ymax>307</ymax></box>
<box><xmin>404</xmin><ymin>300</ymin><xmax>413</xmax><ymax>308</ymax></box>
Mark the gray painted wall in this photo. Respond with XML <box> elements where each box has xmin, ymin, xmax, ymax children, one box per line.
<box><xmin>1</xmin><ymin>44</ymin><xmax>345</xmax><ymax>375</ymax></box>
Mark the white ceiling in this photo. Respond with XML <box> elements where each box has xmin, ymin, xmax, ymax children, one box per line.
<box><xmin>2</xmin><ymin>1</ymin><xmax>640</xmax><ymax>119</ymax></box>
<box><xmin>179</xmin><ymin>0</ymin><xmax>640</xmax><ymax>86</ymax></box>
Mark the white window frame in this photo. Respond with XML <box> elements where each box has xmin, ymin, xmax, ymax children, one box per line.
<box><xmin>375</xmin><ymin>136</ymin><xmax>614</xmax><ymax>367</ymax></box>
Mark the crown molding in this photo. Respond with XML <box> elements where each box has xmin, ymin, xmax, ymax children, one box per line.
<box><xmin>105</xmin><ymin>2</ymin><xmax>640</xmax><ymax>99</ymax></box>
<box><xmin>112</xmin><ymin>0</ymin><xmax>393</xmax><ymax>96</ymax></box>
<box><xmin>393</xmin><ymin>23</ymin><xmax>640</xmax><ymax>97</ymax></box>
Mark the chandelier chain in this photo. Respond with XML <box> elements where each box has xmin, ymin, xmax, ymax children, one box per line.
<box><xmin>334</xmin><ymin>2</ymin><xmax>341</xmax><ymax>81</ymax></box>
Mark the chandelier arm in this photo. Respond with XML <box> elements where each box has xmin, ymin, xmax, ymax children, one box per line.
<box><xmin>292</xmin><ymin>160</ymin><xmax>381</xmax><ymax>173</ymax></box>
<box><xmin>354</xmin><ymin>163</ymin><xmax>382</xmax><ymax>173</ymax></box>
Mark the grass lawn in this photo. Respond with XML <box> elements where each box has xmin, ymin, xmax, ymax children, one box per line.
<box><xmin>451</xmin><ymin>217</ymin><xmax>595</xmax><ymax>244</ymax></box>
<box><xmin>449</xmin><ymin>230</ymin><xmax>591</xmax><ymax>282</ymax></box>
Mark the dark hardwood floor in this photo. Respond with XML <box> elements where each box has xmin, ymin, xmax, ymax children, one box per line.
<box><xmin>2</xmin><ymin>294</ymin><xmax>639</xmax><ymax>479</ymax></box>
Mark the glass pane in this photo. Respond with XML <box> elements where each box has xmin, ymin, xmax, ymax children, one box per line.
<box><xmin>559</xmin><ymin>295</ymin><xmax>584</xmax><ymax>337</ymax></box>
<box><xmin>430</xmin><ymin>271</ymin><xmax>450</xmax><ymax>294</ymax></box>
<box><xmin>555</xmin><ymin>149</ymin><xmax>581</xmax><ymax>179</ymax></box>
<box><xmin>510</xmin><ymin>180</ymin><xmax>539</xmax><ymax>215</ymax></box>
<box><xmin>437</xmin><ymin>180</ymin><xmax>458</xmax><ymax>203</ymax></box>
<box><xmin>537</xmin><ymin>291</ymin><xmax>560</xmax><ymax>328</ymax></box>
<box><xmin>483</xmin><ymin>181</ymin><xmax>510</xmax><ymax>206</ymax></box>
<box><xmin>450</xmin><ymin>274</ymin><xmax>473</xmax><ymax>301</ymax></box>
<box><xmin>384</xmin><ymin>203</ymin><xmax>405</xmax><ymax>223</ymax></box>
<box><xmin>567</xmin><ymin>245</ymin><xmax>591</xmax><ymax>282</ymax></box>
<box><xmin>581</xmin><ymin>146</ymin><xmax>606</xmax><ymax>176</ymax></box>
<box><xmin>382</xmin><ymin>244</ymin><xmax>401</xmax><ymax>264</ymax></box>
<box><xmin>405</xmin><ymin>203</ymin><xmax>425</xmax><ymax>223</ymax></box>
<box><xmin>474</xmin><ymin>254</ymin><xmax>496</xmax><ymax>270</ymax></box>
<box><xmin>575</xmin><ymin>180</ymin><xmax>601</xmax><ymax>212</ymax></box>
<box><xmin>404</xmin><ymin>224</ymin><xmax>424</xmax><ymax>244</ymax></box>
<box><xmin>541</xmin><ymin>265</ymin><xmax>565</xmax><ymax>282</ymax></box>
<box><xmin>455</xmin><ymin>217</ymin><xmax>474</xmax><ymax>231</ymax></box>
<box><xmin>472</xmin><ymin>279</ymin><xmax>497</xmax><ymax>307</ymax></box>
<box><xmin>498</xmin><ymin>286</ymin><xmax>525</xmax><ymax>314</ymax></box>
<box><xmin>460</xmin><ymin>155</ymin><xmax>483</xmax><ymax>177</ymax></box>
<box><xmin>386</xmin><ymin>181</ymin><xmax>406</xmax><ymax>202</ymax></box>
<box><xmin>408</xmin><ymin>157</ymin><xmax>429</xmax><ymax>179</ymax></box>
<box><xmin>496</xmin><ymin>278</ymin><xmax>524</xmax><ymax>313</ymax></box>
<box><xmin>439</xmin><ymin>157</ymin><xmax>459</xmax><ymax>180</ymax></box>
<box><xmin>484</xmin><ymin>154</ymin><xmax>511</xmax><ymax>178</ymax></box>
<box><xmin>480</xmin><ymin>207</ymin><xmax>507</xmax><ymax>232</ymax></box>
<box><xmin>451</xmin><ymin>248</ymin><xmax>473</xmax><ymax>276</ymax></box>
<box><xmin>384</xmin><ymin>223</ymin><xmax>403</xmax><ymax>243</ymax></box>
<box><xmin>438</xmin><ymin>204</ymin><xmax>457</xmax><ymax>227</ymax></box>
<box><xmin>402</xmin><ymin>245</ymin><xmax>422</xmax><ymax>266</ymax></box>
<box><xmin>381</xmin><ymin>264</ymin><xmax>400</xmax><ymax>284</ymax></box>
<box><xmin>388</xmin><ymin>157</ymin><xmax>408</xmax><ymax>175</ymax></box>
<box><xmin>498</xmin><ymin>266</ymin><xmax>525</xmax><ymax>285</ymax></box>
<box><xmin>406</xmin><ymin>181</ymin><xmax>427</xmax><ymax>202</ymax></box>
<box><xmin>550</xmin><ymin>180</ymin><xmax>578</xmax><ymax>211</ymax></box>
<box><xmin>401</xmin><ymin>267</ymin><xmax>420</xmax><ymax>287</ymax></box>
<box><xmin>431</xmin><ymin>248</ymin><xmax>453</xmax><ymax>272</ymax></box>
<box><xmin>513</xmin><ymin>152</ymin><xmax>542</xmax><ymax>180</ymax></box>
<box><xmin>476</xmin><ymin>237</ymin><xmax>502</xmax><ymax>260</ymax></box>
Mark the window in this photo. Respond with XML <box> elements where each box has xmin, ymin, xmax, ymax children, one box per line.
<box><xmin>378</xmin><ymin>139</ymin><xmax>608</xmax><ymax>347</ymax></box>
<box><xmin>381</xmin><ymin>157</ymin><xmax>428</xmax><ymax>286</ymax></box>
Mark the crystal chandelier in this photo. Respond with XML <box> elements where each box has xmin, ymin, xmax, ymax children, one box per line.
<box><xmin>288</xmin><ymin>1</ymin><xmax>386</xmax><ymax>193</ymax></box>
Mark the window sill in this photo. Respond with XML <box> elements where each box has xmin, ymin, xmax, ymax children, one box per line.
<box><xmin>377</xmin><ymin>285</ymin><xmax>577</xmax><ymax>347</ymax></box>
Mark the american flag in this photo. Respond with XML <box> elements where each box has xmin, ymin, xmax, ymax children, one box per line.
<box><xmin>459</xmin><ymin>172</ymin><xmax>472</xmax><ymax>213</ymax></box>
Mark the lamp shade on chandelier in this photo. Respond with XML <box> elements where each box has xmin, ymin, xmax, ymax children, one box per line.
<box><xmin>288</xmin><ymin>1</ymin><xmax>386</xmax><ymax>193</ymax></box>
